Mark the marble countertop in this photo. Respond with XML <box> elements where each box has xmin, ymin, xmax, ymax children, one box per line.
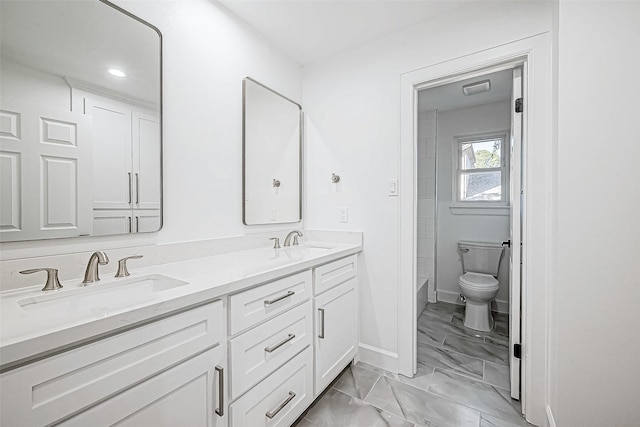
<box><xmin>0</xmin><ymin>241</ymin><xmax>361</xmax><ymax>372</ymax></box>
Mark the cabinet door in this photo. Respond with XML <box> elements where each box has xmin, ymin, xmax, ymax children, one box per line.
<box><xmin>60</xmin><ymin>345</ymin><xmax>227</xmax><ymax>427</ymax></box>
<box><xmin>132</xmin><ymin>110</ymin><xmax>160</xmax><ymax>210</ymax></box>
<box><xmin>133</xmin><ymin>208</ymin><xmax>161</xmax><ymax>233</ymax></box>
<box><xmin>314</xmin><ymin>278</ymin><xmax>357</xmax><ymax>395</ymax></box>
<box><xmin>93</xmin><ymin>209</ymin><xmax>133</xmax><ymax>235</ymax></box>
<box><xmin>85</xmin><ymin>97</ymin><xmax>132</xmax><ymax>210</ymax></box>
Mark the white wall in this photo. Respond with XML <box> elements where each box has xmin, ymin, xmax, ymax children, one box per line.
<box><xmin>0</xmin><ymin>60</ymin><xmax>70</xmax><ymax>111</ymax></box>
<box><xmin>435</xmin><ymin>101</ymin><xmax>511</xmax><ymax>310</ymax></box>
<box><xmin>549</xmin><ymin>1</ymin><xmax>640</xmax><ymax>425</ymax></box>
<box><xmin>0</xmin><ymin>0</ymin><xmax>302</xmax><ymax>269</ymax></box>
<box><xmin>303</xmin><ymin>2</ymin><xmax>552</xmax><ymax>365</ymax></box>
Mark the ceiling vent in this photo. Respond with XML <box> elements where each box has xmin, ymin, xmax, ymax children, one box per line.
<box><xmin>462</xmin><ymin>79</ymin><xmax>491</xmax><ymax>96</ymax></box>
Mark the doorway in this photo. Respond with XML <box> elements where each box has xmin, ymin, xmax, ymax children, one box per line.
<box><xmin>397</xmin><ymin>34</ymin><xmax>553</xmax><ymax>426</ymax></box>
<box><xmin>414</xmin><ymin>65</ymin><xmax>523</xmax><ymax>401</ymax></box>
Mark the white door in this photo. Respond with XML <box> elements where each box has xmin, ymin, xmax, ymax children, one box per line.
<box><xmin>85</xmin><ymin>97</ymin><xmax>132</xmax><ymax>210</ymax></box>
<box><xmin>509</xmin><ymin>68</ymin><xmax>524</xmax><ymax>401</ymax></box>
<box><xmin>0</xmin><ymin>101</ymin><xmax>92</xmax><ymax>241</ymax></box>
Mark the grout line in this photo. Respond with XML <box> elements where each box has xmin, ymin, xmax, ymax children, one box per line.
<box><xmin>361</xmin><ymin>374</ymin><xmax>382</xmax><ymax>402</ymax></box>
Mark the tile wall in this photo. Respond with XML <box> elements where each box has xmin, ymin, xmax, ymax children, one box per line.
<box><xmin>417</xmin><ymin>110</ymin><xmax>437</xmax><ymax>304</ymax></box>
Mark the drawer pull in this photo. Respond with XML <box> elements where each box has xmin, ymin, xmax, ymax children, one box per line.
<box><xmin>265</xmin><ymin>333</ymin><xmax>295</xmax><ymax>353</ymax></box>
<box><xmin>319</xmin><ymin>308</ymin><xmax>325</xmax><ymax>339</ymax></box>
<box><xmin>265</xmin><ymin>391</ymin><xmax>296</xmax><ymax>419</ymax></box>
<box><xmin>215</xmin><ymin>365</ymin><xmax>224</xmax><ymax>416</ymax></box>
<box><xmin>264</xmin><ymin>290</ymin><xmax>295</xmax><ymax>306</ymax></box>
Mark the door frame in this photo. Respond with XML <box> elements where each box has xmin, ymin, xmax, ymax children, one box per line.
<box><xmin>398</xmin><ymin>33</ymin><xmax>552</xmax><ymax>426</ymax></box>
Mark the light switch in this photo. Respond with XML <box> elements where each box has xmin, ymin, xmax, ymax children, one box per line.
<box><xmin>339</xmin><ymin>207</ymin><xmax>349</xmax><ymax>223</ymax></box>
<box><xmin>388</xmin><ymin>179</ymin><xmax>398</xmax><ymax>196</ymax></box>
<box><xmin>271</xmin><ymin>208</ymin><xmax>277</xmax><ymax>221</ymax></box>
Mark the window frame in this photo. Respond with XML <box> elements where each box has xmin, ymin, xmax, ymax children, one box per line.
<box><xmin>452</xmin><ymin>131</ymin><xmax>510</xmax><ymax>210</ymax></box>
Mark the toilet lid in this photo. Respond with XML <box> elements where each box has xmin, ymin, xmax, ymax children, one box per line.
<box><xmin>459</xmin><ymin>272</ymin><xmax>499</xmax><ymax>289</ymax></box>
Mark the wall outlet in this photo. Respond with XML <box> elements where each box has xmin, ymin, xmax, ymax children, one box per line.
<box><xmin>339</xmin><ymin>207</ymin><xmax>349</xmax><ymax>223</ymax></box>
<box><xmin>271</xmin><ymin>208</ymin><xmax>277</xmax><ymax>221</ymax></box>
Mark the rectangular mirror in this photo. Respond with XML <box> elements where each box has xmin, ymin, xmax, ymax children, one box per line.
<box><xmin>243</xmin><ymin>78</ymin><xmax>302</xmax><ymax>225</ymax></box>
<box><xmin>0</xmin><ymin>0</ymin><xmax>162</xmax><ymax>242</ymax></box>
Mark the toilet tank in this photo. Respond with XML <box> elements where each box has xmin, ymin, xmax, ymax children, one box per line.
<box><xmin>458</xmin><ymin>241</ymin><xmax>504</xmax><ymax>276</ymax></box>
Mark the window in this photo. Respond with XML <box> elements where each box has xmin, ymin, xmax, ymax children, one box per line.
<box><xmin>455</xmin><ymin>132</ymin><xmax>509</xmax><ymax>206</ymax></box>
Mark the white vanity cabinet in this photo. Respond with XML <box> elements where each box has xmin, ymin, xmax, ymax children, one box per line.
<box><xmin>0</xmin><ymin>249</ymin><xmax>362</xmax><ymax>426</ymax></box>
<box><xmin>313</xmin><ymin>255</ymin><xmax>358</xmax><ymax>395</ymax></box>
<box><xmin>227</xmin><ymin>270</ymin><xmax>314</xmax><ymax>426</ymax></box>
<box><xmin>0</xmin><ymin>300</ymin><xmax>227</xmax><ymax>427</ymax></box>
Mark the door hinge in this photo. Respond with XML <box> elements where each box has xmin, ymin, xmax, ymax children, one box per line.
<box><xmin>514</xmin><ymin>343</ymin><xmax>522</xmax><ymax>359</ymax></box>
<box><xmin>515</xmin><ymin>98</ymin><xmax>523</xmax><ymax>113</ymax></box>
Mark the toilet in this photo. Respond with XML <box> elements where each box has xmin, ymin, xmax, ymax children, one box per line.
<box><xmin>457</xmin><ymin>241</ymin><xmax>504</xmax><ymax>332</ymax></box>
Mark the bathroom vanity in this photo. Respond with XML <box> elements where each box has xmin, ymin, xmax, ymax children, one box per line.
<box><xmin>0</xmin><ymin>241</ymin><xmax>361</xmax><ymax>426</ymax></box>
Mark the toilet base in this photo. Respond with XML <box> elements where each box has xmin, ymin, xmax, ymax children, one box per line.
<box><xmin>463</xmin><ymin>300</ymin><xmax>494</xmax><ymax>332</ymax></box>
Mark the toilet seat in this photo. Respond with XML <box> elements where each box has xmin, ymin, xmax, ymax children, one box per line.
<box><xmin>458</xmin><ymin>272</ymin><xmax>499</xmax><ymax>291</ymax></box>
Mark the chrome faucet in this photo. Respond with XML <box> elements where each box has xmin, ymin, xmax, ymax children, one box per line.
<box><xmin>284</xmin><ymin>230</ymin><xmax>303</xmax><ymax>247</ymax></box>
<box><xmin>83</xmin><ymin>251</ymin><xmax>109</xmax><ymax>284</ymax></box>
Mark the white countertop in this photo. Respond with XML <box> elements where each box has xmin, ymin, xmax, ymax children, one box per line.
<box><xmin>0</xmin><ymin>241</ymin><xmax>361</xmax><ymax>372</ymax></box>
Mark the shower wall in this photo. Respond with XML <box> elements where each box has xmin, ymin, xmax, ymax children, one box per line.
<box><xmin>416</xmin><ymin>109</ymin><xmax>437</xmax><ymax>315</ymax></box>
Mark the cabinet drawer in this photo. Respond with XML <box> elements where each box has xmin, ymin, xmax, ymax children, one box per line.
<box><xmin>229</xmin><ymin>301</ymin><xmax>312</xmax><ymax>400</ymax></box>
<box><xmin>0</xmin><ymin>301</ymin><xmax>224</xmax><ymax>427</ymax></box>
<box><xmin>230</xmin><ymin>347</ymin><xmax>313</xmax><ymax>427</ymax></box>
<box><xmin>313</xmin><ymin>254</ymin><xmax>357</xmax><ymax>295</ymax></box>
<box><xmin>229</xmin><ymin>270</ymin><xmax>311</xmax><ymax>335</ymax></box>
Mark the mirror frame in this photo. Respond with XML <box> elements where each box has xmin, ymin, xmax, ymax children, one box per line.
<box><xmin>242</xmin><ymin>77</ymin><xmax>302</xmax><ymax>225</ymax></box>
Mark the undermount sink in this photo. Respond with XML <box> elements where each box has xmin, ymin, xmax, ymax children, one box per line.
<box><xmin>17</xmin><ymin>274</ymin><xmax>188</xmax><ymax>318</ymax></box>
<box><xmin>284</xmin><ymin>245</ymin><xmax>333</xmax><ymax>255</ymax></box>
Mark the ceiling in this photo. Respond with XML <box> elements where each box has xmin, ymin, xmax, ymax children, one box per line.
<box><xmin>418</xmin><ymin>69</ymin><xmax>513</xmax><ymax>113</ymax></box>
<box><xmin>0</xmin><ymin>1</ymin><xmax>160</xmax><ymax>105</ymax></box>
<box><xmin>216</xmin><ymin>0</ymin><xmax>469</xmax><ymax>65</ymax></box>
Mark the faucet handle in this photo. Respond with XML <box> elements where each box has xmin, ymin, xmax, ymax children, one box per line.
<box><xmin>292</xmin><ymin>231</ymin><xmax>303</xmax><ymax>246</ymax></box>
<box><xmin>115</xmin><ymin>255</ymin><xmax>144</xmax><ymax>278</ymax></box>
<box><xmin>20</xmin><ymin>268</ymin><xmax>63</xmax><ymax>292</ymax></box>
<box><xmin>269</xmin><ymin>237</ymin><xmax>281</xmax><ymax>249</ymax></box>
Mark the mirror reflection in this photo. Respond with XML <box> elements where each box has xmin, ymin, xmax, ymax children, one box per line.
<box><xmin>243</xmin><ymin>78</ymin><xmax>302</xmax><ymax>225</ymax></box>
<box><xmin>0</xmin><ymin>0</ymin><xmax>162</xmax><ymax>242</ymax></box>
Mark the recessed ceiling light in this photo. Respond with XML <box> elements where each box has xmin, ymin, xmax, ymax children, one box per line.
<box><xmin>462</xmin><ymin>79</ymin><xmax>491</xmax><ymax>96</ymax></box>
<box><xmin>107</xmin><ymin>68</ymin><xmax>126</xmax><ymax>78</ymax></box>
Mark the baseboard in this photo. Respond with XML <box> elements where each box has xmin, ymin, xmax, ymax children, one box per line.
<box><xmin>358</xmin><ymin>343</ymin><xmax>398</xmax><ymax>373</ymax></box>
<box><xmin>436</xmin><ymin>290</ymin><xmax>509</xmax><ymax>314</ymax></box>
<box><xmin>546</xmin><ymin>406</ymin><xmax>557</xmax><ymax>427</ymax></box>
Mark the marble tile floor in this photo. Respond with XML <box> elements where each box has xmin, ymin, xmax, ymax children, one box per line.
<box><xmin>293</xmin><ymin>302</ymin><xmax>530</xmax><ymax>427</ymax></box>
